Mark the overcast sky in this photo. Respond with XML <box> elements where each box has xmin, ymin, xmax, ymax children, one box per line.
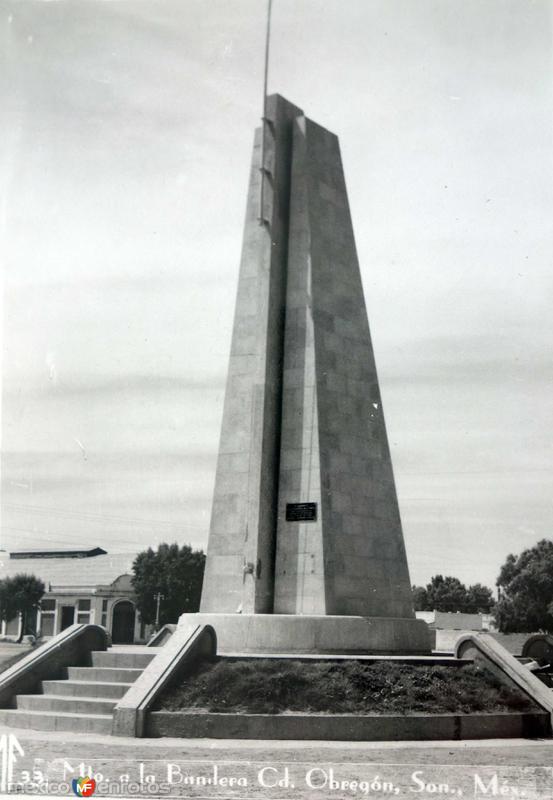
<box><xmin>1</xmin><ymin>0</ymin><xmax>552</xmax><ymax>591</ymax></box>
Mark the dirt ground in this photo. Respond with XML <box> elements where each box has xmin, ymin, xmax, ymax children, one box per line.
<box><xmin>0</xmin><ymin>642</ymin><xmax>32</xmax><ymax>670</ymax></box>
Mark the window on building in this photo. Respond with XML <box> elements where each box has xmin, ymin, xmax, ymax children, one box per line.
<box><xmin>5</xmin><ymin>616</ymin><xmax>20</xmax><ymax>636</ymax></box>
<box><xmin>101</xmin><ymin>599</ymin><xmax>108</xmax><ymax>628</ymax></box>
<box><xmin>41</xmin><ymin>614</ymin><xmax>55</xmax><ymax>636</ymax></box>
<box><xmin>40</xmin><ymin>599</ymin><xmax>56</xmax><ymax>637</ymax></box>
<box><xmin>77</xmin><ymin>598</ymin><xmax>91</xmax><ymax>625</ymax></box>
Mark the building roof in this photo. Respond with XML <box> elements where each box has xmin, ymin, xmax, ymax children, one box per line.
<box><xmin>0</xmin><ymin>551</ymin><xmax>136</xmax><ymax>589</ymax></box>
<box><xmin>10</xmin><ymin>547</ymin><xmax>107</xmax><ymax>560</ymax></box>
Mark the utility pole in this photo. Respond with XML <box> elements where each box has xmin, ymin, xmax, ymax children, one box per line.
<box><xmin>154</xmin><ymin>592</ymin><xmax>165</xmax><ymax>630</ymax></box>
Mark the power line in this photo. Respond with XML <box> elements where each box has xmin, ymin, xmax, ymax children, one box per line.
<box><xmin>0</xmin><ymin>527</ymin><xmax>206</xmax><ymax>555</ymax></box>
<box><xmin>3</xmin><ymin>502</ymin><xmax>207</xmax><ymax>531</ymax></box>
<box><xmin>398</xmin><ymin>468</ymin><xmax>553</xmax><ymax>476</ymax></box>
<box><xmin>0</xmin><ymin>526</ymin><xmax>167</xmax><ymax>541</ymax></box>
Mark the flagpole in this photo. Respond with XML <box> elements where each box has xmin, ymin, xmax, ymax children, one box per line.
<box><xmin>259</xmin><ymin>0</ymin><xmax>272</xmax><ymax>225</ymax></box>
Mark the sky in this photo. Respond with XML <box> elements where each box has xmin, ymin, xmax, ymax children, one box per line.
<box><xmin>1</xmin><ymin>0</ymin><xmax>552</xmax><ymax>591</ymax></box>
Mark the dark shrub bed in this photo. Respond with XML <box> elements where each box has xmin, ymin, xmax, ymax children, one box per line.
<box><xmin>156</xmin><ymin>658</ymin><xmax>537</xmax><ymax>715</ymax></box>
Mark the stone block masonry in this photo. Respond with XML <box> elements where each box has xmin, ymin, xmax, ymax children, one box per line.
<box><xmin>200</xmin><ymin>95</ymin><xmax>417</xmax><ymax>627</ymax></box>
<box><xmin>273</xmin><ymin>115</ymin><xmax>412</xmax><ymax>617</ymax></box>
<box><xmin>201</xmin><ymin>95</ymin><xmax>302</xmax><ymax>615</ymax></box>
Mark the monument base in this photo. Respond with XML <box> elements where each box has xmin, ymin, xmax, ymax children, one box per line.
<box><xmin>178</xmin><ymin>613</ymin><xmax>434</xmax><ymax>655</ymax></box>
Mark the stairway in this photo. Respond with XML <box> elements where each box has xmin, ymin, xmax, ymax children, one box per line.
<box><xmin>0</xmin><ymin>647</ymin><xmax>156</xmax><ymax>733</ymax></box>
<box><xmin>517</xmin><ymin>657</ymin><xmax>553</xmax><ymax>688</ymax></box>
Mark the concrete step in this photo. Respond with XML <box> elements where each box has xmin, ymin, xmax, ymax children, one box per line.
<box><xmin>91</xmin><ymin>650</ymin><xmax>155</xmax><ymax>669</ymax></box>
<box><xmin>67</xmin><ymin>666</ymin><xmax>142</xmax><ymax>683</ymax></box>
<box><xmin>42</xmin><ymin>679</ymin><xmax>133</xmax><ymax>699</ymax></box>
<box><xmin>0</xmin><ymin>708</ymin><xmax>112</xmax><ymax>733</ymax></box>
<box><xmin>0</xmin><ymin>647</ymin><xmax>152</xmax><ymax>733</ymax></box>
<box><xmin>16</xmin><ymin>694</ymin><xmax>117</xmax><ymax>715</ymax></box>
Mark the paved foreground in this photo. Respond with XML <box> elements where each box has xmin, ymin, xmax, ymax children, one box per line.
<box><xmin>2</xmin><ymin>726</ymin><xmax>553</xmax><ymax>799</ymax></box>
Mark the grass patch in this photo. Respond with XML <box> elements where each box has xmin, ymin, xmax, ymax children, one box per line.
<box><xmin>0</xmin><ymin>649</ymin><xmax>32</xmax><ymax>674</ymax></box>
<box><xmin>156</xmin><ymin>658</ymin><xmax>537</xmax><ymax>716</ymax></box>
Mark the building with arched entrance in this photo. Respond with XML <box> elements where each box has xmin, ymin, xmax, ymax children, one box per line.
<box><xmin>110</xmin><ymin>596</ymin><xmax>136</xmax><ymax>644</ymax></box>
<box><xmin>0</xmin><ymin>548</ymin><xmax>153</xmax><ymax>643</ymax></box>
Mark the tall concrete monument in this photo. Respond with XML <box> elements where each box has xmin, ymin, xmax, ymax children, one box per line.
<box><xmin>183</xmin><ymin>95</ymin><xmax>430</xmax><ymax>654</ymax></box>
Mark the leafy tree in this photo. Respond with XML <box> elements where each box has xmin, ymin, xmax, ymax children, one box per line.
<box><xmin>426</xmin><ymin>575</ymin><xmax>468</xmax><ymax>612</ymax></box>
<box><xmin>413</xmin><ymin>576</ymin><xmax>495</xmax><ymax>614</ymax></box>
<box><xmin>0</xmin><ymin>574</ymin><xmax>45</xmax><ymax>643</ymax></box>
<box><xmin>411</xmin><ymin>585</ymin><xmax>429</xmax><ymax>611</ymax></box>
<box><xmin>494</xmin><ymin>539</ymin><xmax>553</xmax><ymax>633</ymax></box>
<box><xmin>131</xmin><ymin>543</ymin><xmax>205</xmax><ymax>628</ymax></box>
<box><xmin>465</xmin><ymin>583</ymin><xmax>495</xmax><ymax>614</ymax></box>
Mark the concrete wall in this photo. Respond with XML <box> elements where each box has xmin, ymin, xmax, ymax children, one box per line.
<box><xmin>113</xmin><ymin>624</ymin><xmax>216</xmax><ymax>737</ymax></box>
<box><xmin>147</xmin><ymin>710</ymin><xmax>548</xmax><ymax>741</ymax></box>
<box><xmin>200</xmin><ymin>95</ymin><xmax>303</xmax><ymax>615</ymax></box>
<box><xmin>201</xmin><ymin>96</ymin><xmax>416</xmax><ymax>621</ymax></box>
<box><xmin>0</xmin><ymin>624</ymin><xmax>107</xmax><ymax>708</ymax></box>
<box><xmin>274</xmin><ymin>116</ymin><xmax>413</xmax><ymax>618</ymax></box>
<box><xmin>455</xmin><ymin>634</ymin><xmax>553</xmax><ymax>730</ymax></box>
<box><xmin>436</xmin><ymin>630</ymin><xmax>534</xmax><ymax>655</ymax></box>
<box><xmin>415</xmin><ymin>611</ymin><xmax>435</xmax><ymax>624</ymax></box>
<box><xmin>432</xmin><ymin>612</ymin><xmax>483</xmax><ymax>630</ymax></box>
<box><xmin>273</xmin><ymin>114</ymin><xmax>326</xmax><ymax>614</ymax></box>
<box><xmin>179</xmin><ymin>612</ymin><xmax>432</xmax><ymax>655</ymax></box>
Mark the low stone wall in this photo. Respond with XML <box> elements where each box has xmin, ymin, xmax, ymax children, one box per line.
<box><xmin>146</xmin><ymin>710</ymin><xmax>549</xmax><ymax>741</ymax></box>
<box><xmin>432</xmin><ymin>612</ymin><xmax>483</xmax><ymax>631</ymax></box>
<box><xmin>112</xmin><ymin>624</ymin><xmax>216</xmax><ymax>737</ymax></box>
<box><xmin>178</xmin><ymin>614</ymin><xmax>434</xmax><ymax>655</ymax></box>
<box><xmin>0</xmin><ymin>624</ymin><xmax>107</xmax><ymax>708</ymax></box>
<box><xmin>436</xmin><ymin>630</ymin><xmax>534</xmax><ymax>655</ymax></box>
<box><xmin>521</xmin><ymin>634</ymin><xmax>553</xmax><ymax>665</ymax></box>
<box><xmin>455</xmin><ymin>633</ymin><xmax>553</xmax><ymax>732</ymax></box>
<box><xmin>147</xmin><ymin>625</ymin><xmax>176</xmax><ymax>647</ymax></box>
<box><xmin>489</xmin><ymin>633</ymin><xmax>536</xmax><ymax>656</ymax></box>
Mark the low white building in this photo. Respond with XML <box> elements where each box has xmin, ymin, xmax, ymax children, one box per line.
<box><xmin>415</xmin><ymin>610</ymin><xmax>496</xmax><ymax>631</ymax></box>
<box><xmin>0</xmin><ymin>547</ymin><xmax>152</xmax><ymax>643</ymax></box>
